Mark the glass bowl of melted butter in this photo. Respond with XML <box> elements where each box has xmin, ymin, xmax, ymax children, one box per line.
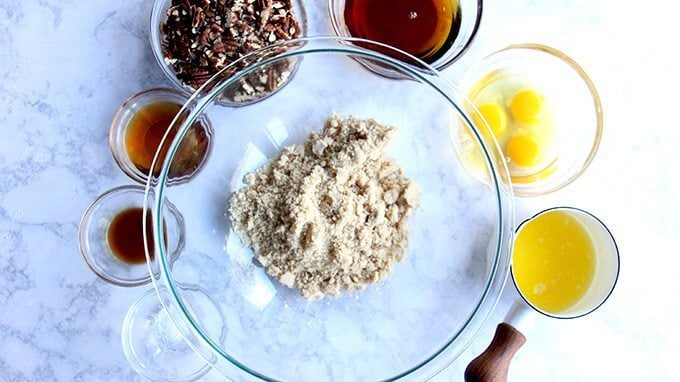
<box><xmin>453</xmin><ymin>43</ymin><xmax>603</xmax><ymax>196</ymax></box>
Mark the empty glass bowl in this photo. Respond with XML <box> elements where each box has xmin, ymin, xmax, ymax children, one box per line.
<box><xmin>122</xmin><ymin>286</ymin><xmax>224</xmax><ymax>381</ymax></box>
<box><xmin>143</xmin><ymin>37</ymin><xmax>514</xmax><ymax>380</ymax></box>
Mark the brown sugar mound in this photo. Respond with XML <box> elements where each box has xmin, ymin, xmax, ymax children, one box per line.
<box><xmin>229</xmin><ymin>115</ymin><xmax>419</xmax><ymax>299</ymax></box>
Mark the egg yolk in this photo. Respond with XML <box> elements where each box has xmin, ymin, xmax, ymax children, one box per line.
<box><xmin>477</xmin><ymin>102</ymin><xmax>507</xmax><ymax>138</ymax></box>
<box><xmin>507</xmin><ymin>135</ymin><xmax>541</xmax><ymax>167</ymax></box>
<box><xmin>510</xmin><ymin>89</ymin><xmax>543</xmax><ymax>124</ymax></box>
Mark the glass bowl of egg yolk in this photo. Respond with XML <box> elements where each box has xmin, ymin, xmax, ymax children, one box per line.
<box><xmin>452</xmin><ymin>43</ymin><xmax>603</xmax><ymax>196</ymax></box>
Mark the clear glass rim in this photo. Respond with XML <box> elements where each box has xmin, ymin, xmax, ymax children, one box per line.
<box><xmin>327</xmin><ymin>0</ymin><xmax>484</xmax><ymax>70</ymax></box>
<box><xmin>144</xmin><ymin>36</ymin><xmax>514</xmax><ymax>381</ymax></box>
<box><xmin>510</xmin><ymin>206</ymin><xmax>620</xmax><ymax>320</ymax></box>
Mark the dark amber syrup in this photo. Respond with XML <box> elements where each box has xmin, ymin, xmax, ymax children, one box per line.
<box><xmin>344</xmin><ymin>0</ymin><xmax>462</xmax><ymax>63</ymax></box>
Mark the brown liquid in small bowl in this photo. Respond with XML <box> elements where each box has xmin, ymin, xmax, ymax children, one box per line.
<box><xmin>107</xmin><ymin>208</ymin><xmax>167</xmax><ymax>265</ymax></box>
<box><xmin>124</xmin><ymin>100</ymin><xmax>211</xmax><ymax>180</ymax></box>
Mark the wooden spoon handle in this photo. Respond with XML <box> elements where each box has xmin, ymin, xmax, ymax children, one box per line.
<box><xmin>464</xmin><ymin>323</ymin><xmax>527</xmax><ymax>382</ymax></box>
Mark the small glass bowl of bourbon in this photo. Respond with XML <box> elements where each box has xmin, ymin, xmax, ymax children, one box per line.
<box><xmin>110</xmin><ymin>88</ymin><xmax>214</xmax><ymax>186</ymax></box>
<box><xmin>78</xmin><ymin>185</ymin><xmax>185</xmax><ymax>287</ymax></box>
<box><xmin>329</xmin><ymin>0</ymin><xmax>482</xmax><ymax>72</ymax></box>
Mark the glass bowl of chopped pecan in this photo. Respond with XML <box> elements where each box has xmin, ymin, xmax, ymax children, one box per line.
<box><xmin>150</xmin><ymin>0</ymin><xmax>307</xmax><ymax>102</ymax></box>
<box><xmin>142</xmin><ymin>37</ymin><xmax>514</xmax><ymax>380</ymax></box>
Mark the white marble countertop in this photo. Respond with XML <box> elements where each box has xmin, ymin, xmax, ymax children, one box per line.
<box><xmin>0</xmin><ymin>0</ymin><xmax>677</xmax><ymax>380</ymax></box>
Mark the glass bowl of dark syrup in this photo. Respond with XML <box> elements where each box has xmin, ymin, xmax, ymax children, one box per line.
<box><xmin>329</xmin><ymin>0</ymin><xmax>483</xmax><ymax>76</ymax></box>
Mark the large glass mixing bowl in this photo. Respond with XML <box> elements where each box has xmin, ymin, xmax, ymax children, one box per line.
<box><xmin>144</xmin><ymin>37</ymin><xmax>514</xmax><ymax>381</ymax></box>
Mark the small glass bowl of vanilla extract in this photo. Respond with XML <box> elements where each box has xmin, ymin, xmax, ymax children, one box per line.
<box><xmin>110</xmin><ymin>88</ymin><xmax>214</xmax><ymax>186</ymax></box>
<box><xmin>78</xmin><ymin>185</ymin><xmax>185</xmax><ymax>287</ymax></box>
<box><xmin>329</xmin><ymin>0</ymin><xmax>483</xmax><ymax>74</ymax></box>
